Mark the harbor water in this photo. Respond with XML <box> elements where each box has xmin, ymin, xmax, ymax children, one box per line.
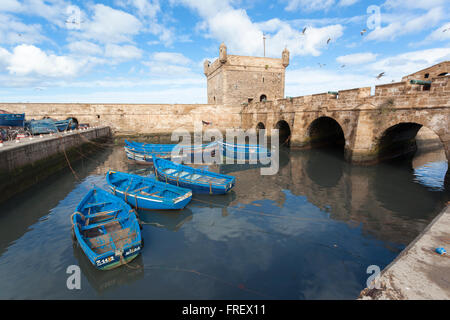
<box><xmin>0</xmin><ymin>144</ymin><xmax>448</xmax><ymax>299</ymax></box>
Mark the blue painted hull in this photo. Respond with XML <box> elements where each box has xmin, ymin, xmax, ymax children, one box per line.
<box><xmin>25</xmin><ymin>119</ymin><xmax>58</xmax><ymax>135</ymax></box>
<box><xmin>71</xmin><ymin>188</ymin><xmax>142</xmax><ymax>271</ymax></box>
<box><xmin>153</xmin><ymin>157</ymin><xmax>235</xmax><ymax>195</ymax></box>
<box><xmin>219</xmin><ymin>141</ymin><xmax>271</xmax><ymax>162</ymax></box>
<box><xmin>106</xmin><ymin>171</ymin><xmax>192</xmax><ymax>210</ymax></box>
<box><xmin>0</xmin><ymin>113</ymin><xmax>25</xmax><ymax>127</ymax></box>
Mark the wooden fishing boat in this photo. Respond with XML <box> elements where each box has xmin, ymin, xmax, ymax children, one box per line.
<box><xmin>217</xmin><ymin>140</ymin><xmax>271</xmax><ymax>162</ymax></box>
<box><xmin>0</xmin><ymin>111</ymin><xmax>25</xmax><ymax>128</ymax></box>
<box><xmin>25</xmin><ymin>119</ymin><xmax>58</xmax><ymax>135</ymax></box>
<box><xmin>124</xmin><ymin>146</ymin><xmax>183</xmax><ymax>164</ymax></box>
<box><xmin>153</xmin><ymin>157</ymin><xmax>235</xmax><ymax>194</ymax></box>
<box><xmin>125</xmin><ymin>140</ymin><xmax>217</xmax><ymax>164</ymax></box>
<box><xmin>106</xmin><ymin>171</ymin><xmax>192</xmax><ymax>210</ymax></box>
<box><xmin>71</xmin><ymin>188</ymin><xmax>142</xmax><ymax>271</ymax></box>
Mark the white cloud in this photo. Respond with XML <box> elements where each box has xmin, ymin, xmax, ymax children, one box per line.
<box><xmin>423</xmin><ymin>22</ymin><xmax>450</xmax><ymax>42</ymax></box>
<box><xmin>0</xmin><ymin>13</ymin><xmax>46</xmax><ymax>45</ymax></box>
<box><xmin>366</xmin><ymin>6</ymin><xmax>446</xmax><ymax>41</ymax></box>
<box><xmin>367</xmin><ymin>47</ymin><xmax>450</xmax><ymax>79</ymax></box>
<box><xmin>337</xmin><ymin>0</ymin><xmax>358</xmax><ymax>6</ymax></box>
<box><xmin>151</xmin><ymin>52</ymin><xmax>193</xmax><ymax>65</ymax></box>
<box><xmin>336</xmin><ymin>52</ymin><xmax>378</xmax><ymax>65</ymax></box>
<box><xmin>5</xmin><ymin>44</ymin><xmax>85</xmax><ymax>77</ymax></box>
<box><xmin>67</xmin><ymin>41</ymin><xmax>103</xmax><ymax>56</ymax></box>
<box><xmin>104</xmin><ymin>44</ymin><xmax>143</xmax><ymax>60</ymax></box>
<box><xmin>285</xmin><ymin>0</ymin><xmax>335</xmax><ymax>12</ymax></box>
<box><xmin>75</xmin><ymin>4</ymin><xmax>142</xmax><ymax>44</ymax></box>
<box><xmin>382</xmin><ymin>0</ymin><xmax>449</xmax><ymax>11</ymax></box>
<box><xmin>173</xmin><ymin>0</ymin><xmax>344</xmax><ymax>57</ymax></box>
<box><xmin>0</xmin><ymin>0</ymin><xmax>22</xmax><ymax>12</ymax></box>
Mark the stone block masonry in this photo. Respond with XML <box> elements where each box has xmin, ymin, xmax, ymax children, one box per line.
<box><xmin>0</xmin><ymin>126</ymin><xmax>111</xmax><ymax>202</ymax></box>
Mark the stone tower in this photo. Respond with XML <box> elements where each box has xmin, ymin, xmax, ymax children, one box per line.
<box><xmin>203</xmin><ymin>43</ymin><xmax>289</xmax><ymax>105</ymax></box>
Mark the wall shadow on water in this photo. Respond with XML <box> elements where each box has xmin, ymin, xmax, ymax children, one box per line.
<box><xmin>0</xmin><ymin>146</ymin><xmax>115</xmax><ymax>258</ymax></box>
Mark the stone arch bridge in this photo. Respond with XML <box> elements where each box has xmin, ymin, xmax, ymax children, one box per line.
<box><xmin>241</xmin><ymin>74</ymin><xmax>450</xmax><ymax>165</ymax></box>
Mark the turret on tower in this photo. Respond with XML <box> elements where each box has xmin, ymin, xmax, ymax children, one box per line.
<box><xmin>219</xmin><ymin>42</ymin><xmax>227</xmax><ymax>64</ymax></box>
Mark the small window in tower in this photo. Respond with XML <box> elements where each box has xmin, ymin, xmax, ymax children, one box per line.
<box><xmin>248</xmin><ymin>98</ymin><xmax>253</xmax><ymax>103</ymax></box>
<box><xmin>423</xmin><ymin>84</ymin><xmax>431</xmax><ymax>91</ymax></box>
<box><xmin>438</xmin><ymin>72</ymin><xmax>448</xmax><ymax>76</ymax></box>
<box><xmin>260</xmin><ymin>94</ymin><xmax>267</xmax><ymax>102</ymax></box>
<box><xmin>262</xmin><ymin>77</ymin><xmax>264</xmax><ymax>83</ymax></box>
<box><xmin>424</xmin><ymin>73</ymin><xmax>429</xmax><ymax>78</ymax></box>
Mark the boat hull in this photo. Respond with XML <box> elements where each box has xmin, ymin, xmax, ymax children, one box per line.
<box><xmin>153</xmin><ymin>157</ymin><xmax>235</xmax><ymax>195</ymax></box>
<box><xmin>0</xmin><ymin>113</ymin><xmax>25</xmax><ymax>127</ymax></box>
<box><xmin>71</xmin><ymin>188</ymin><xmax>142</xmax><ymax>271</ymax></box>
<box><xmin>106</xmin><ymin>171</ymin><xmax>193</xmax><ymax>210</ymax></box>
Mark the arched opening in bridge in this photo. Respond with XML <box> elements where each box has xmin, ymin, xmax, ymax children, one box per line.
<box><xmin>275</xmin><ymin>120</ymin><xmax>291</xmax><ymax>147</ymax></box>
<box><xmin>256</xmin><ymin>122</ymin><xmax>265</xmax><ymax>144</ymax></box>
<box><xmin>66</xmin><ymin>117</ymin><xmax>79</xmax><ymax>129</ymax></box>
<box><xmin>307</xmin><ymin>117</ymin><xmax>345</xmax><ymax>152</ymax></box>
<box><xmin>260</xmin><ymin>94</ymin><xmax>267</xmax><ymax>102</ymax></box>
<box><xmin>377</xmin><ymin>122</ymin><xmax>423</xmax><ymax>162</ymax></box>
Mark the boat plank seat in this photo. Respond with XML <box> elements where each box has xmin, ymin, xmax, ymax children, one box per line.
<box><xmin>84</xmin><ymin>201</ymin><xmax>112</xmax><ymax>209</ymax></box>
<box><xmin>131</xmin><ymin>186</ymin><xmax>150</xmax><ymax>193</ymax></box>
<box><xmin>140</xmin><ymin>191</ymin><xmax>163</xmax><ymax>198</ymax></box>
<box><xmin>85</xmin><ymin>209</ymin><xmax>121</xmax><ymax>219</ymax></box>
<box><xmin>81</xmin><ymin>217</ymin><xmax>126</xmax><ymax>232</ymax></box>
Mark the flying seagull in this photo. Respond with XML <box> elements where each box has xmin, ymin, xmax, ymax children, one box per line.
<box><xmin>376</xmin><ymin>72</ymin><xmax>385</xmax><ymax>79</ymax></box>
<box><xmin>327</xmin><ymin>38</ymin><xmax>331</xmax><ymax>44</ymax></box>
<box><xmin>443</xmin><ymin>28</ymin><xmax>450</xmax><ymax>32</ymax></box>
<box><xmin>361</xmin><ymin>29</ymin><xmax>367</xmax><ymax>36</ymax></box>
<box><xmin>318</xmin><ymin>63</ymin><xmax>326</xmax><ymax>68</ymax></box>
<box><xmin>341</xmin><ymin>64</ymin><xmax>346</xmax><ymax>68</ymax></box>
<box><xmin>302</xmin><ymin>27</ymin><xmax>307</xmax><ymax>34</ymax></box>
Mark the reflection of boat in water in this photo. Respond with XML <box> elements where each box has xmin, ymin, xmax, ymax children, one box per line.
<box><xmin>138</xmin><ymin>208</ymin><xmax>194</xmax><ymax>232</ymax></box>
<box><xmin>72</xmin><ymin>241</ymin><xmax>144</xmax><ymax>295</ymax></box>
<box><xmin>189</xmin><ymin>192</ymin><xmax>236</xmax><ymax>209</ymax></box>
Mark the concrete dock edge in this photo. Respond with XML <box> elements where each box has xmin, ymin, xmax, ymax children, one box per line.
<box><xmin>359</xmin><ymin>204</ymin><xmax>450</xmax><ymax>299</ymax></box>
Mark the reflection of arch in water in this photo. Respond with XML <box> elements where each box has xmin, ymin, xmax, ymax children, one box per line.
<box><xmin>138</xmin><ymin>207</ymin><xmax>194</xmax><ymax>232</ymax></box>
<box><xmin>307</xmin><ymin>116</ymin><xmax>345</xmax><ymax>151</ymax></box>
<box><xmin>275</xmin><ymin>120</ymin><xmax>291</xmax><ymax>147</ymax></box>
<box><xmin>305</xmin><ymin>148</ymin><xmax>344</xmax><ymax>188</ymax></box>
<box><xmin>72</xmin><ymin>241</ymin><xmax>144</xmax><ymax>295</ymax></box>
<box><xmin>372</xmin><ymin>159</ymin><xmax>446</xmax><ymax>220</ymax></box>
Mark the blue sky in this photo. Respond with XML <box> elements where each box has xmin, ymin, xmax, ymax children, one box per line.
<box><xmin>0</xmin><ymin>0</ymin><xmax>449</xmax><ymax>103</ymax></box>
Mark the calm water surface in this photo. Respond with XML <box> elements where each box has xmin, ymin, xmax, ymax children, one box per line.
<box><xmin>0</xmin><ymin>145</ymin><xmax>448</xmax><ymax>299</ymax></box>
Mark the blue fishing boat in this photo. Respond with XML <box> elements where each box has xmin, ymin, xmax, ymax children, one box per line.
<box><xmin>54</xmin><ymin>119</ymin><xmax>71</xmax><ymax>132</ymax></box>
<box><xmin>25</xmin><ymin>119</ymin><xmax>58</xmax><ymax>135</ymax></box>
<box><xmin>217</xmin><ymin>140</ymin><xmax>271</xmax><ymax>162</ymax></box>
<box><xmin>125</xmin><ymin>140</ymin><xmax>217</xmax><ymax>164</ymax></box>
<box><xmin>125</xmin><ymin>146</ymin><xmax>183</xmax><ymax>164</ymax></box>
<box><xmin>153</xmin><ymin>157</ymin><xmax>235</xmax><ymax>194</ymax></box>
<box><xmin>106</xmin><ymin>171</ymin><xmax>192</xmax><ymax>210</ymax></box>
<box><xmin>0</xmin><ymin>111</ymin><xmax>25</xmax><ymax>128</ymax></box>
<box><xmin>71</xmin><ymin>188</ymin><xmax>142</xmax><ymax>271</ymax></box>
